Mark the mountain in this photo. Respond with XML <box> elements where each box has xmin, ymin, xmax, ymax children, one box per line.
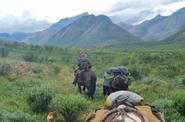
<box><xmin>46</xmin><ymin>14</ymin><xmax>141</xmax><ymax>48</ymax></box>
<box><xmin>0</xmin><ymin>32</ymin><xmax>30</xmax><ymax>42</ymax></box>
<box><xmin>118</xmin><ymin>7</ymin><xmax>185</xmax><ymax>41</ymax></box>
<box><xmin>163</xmin><ymin>27</ymin><xmax>185</xmax><ymax>43</ymax></box>
<box><xmin>0</xmin><ymin>33</ymin><xmax>12</xmax><ymax>41</ymax></box>
<box><xmin>24</xmin><ymin>12</ymin><xmax>89</xmax><ymax>45</ymax></box>
<box><xmin>117</xmin><ymin>22</ymin><xmax>135</xmax><ymax>32</ymax></box>
<box><xmin>11</xmin><ymin>32</ymin><xmax>30</xmax><ymax>42</ymax></box>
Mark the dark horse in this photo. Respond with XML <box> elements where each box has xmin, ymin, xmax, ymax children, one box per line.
<box><xmin>104</xmin><ymin>75</ymin><xmax>128</xmax><ymax>96</ymax></box>
<box><xmin>77</xmin><ymin>69</ymin><xmax>97</xmax><ymax>99</ymax></box>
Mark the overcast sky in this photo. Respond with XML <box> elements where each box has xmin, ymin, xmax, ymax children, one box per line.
<box><xmin>0</xmin><ymin>0</ymin><xmax>185</xmax><ymax>33</ymax></box>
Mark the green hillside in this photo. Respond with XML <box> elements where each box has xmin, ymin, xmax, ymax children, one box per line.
<box><xmin>0</xmin><ymin>40</ymin><xmax>185</xmax><ymax>122</ymax></box>
<box><xmin>163</xmin><ymin>27</ymin><xmax>185</xmax><ymax>43</ymax></box>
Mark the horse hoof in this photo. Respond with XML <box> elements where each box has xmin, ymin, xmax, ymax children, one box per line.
<box><xmin>72</xmin><ymin>83</ymin><xmax>76</xmax><ymax>86</ymax></box>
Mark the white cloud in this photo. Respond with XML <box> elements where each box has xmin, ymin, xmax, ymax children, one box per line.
<box><xmin>0</xmin><ymin>0</ymin><xmax>116</xmax><ymax>22</ymax></box>
<box><xmin>0</xmin><ymin>0</ymin><xmax>117</xmax><ymax>32</ymax></box>
<box><xmin>0</xmin><ymin>13</ymin><xmax>51</xmax><ymax>33</ymax></box>
<box><xmin>154</xmin><ymin>1</ymin><xmax>185</xmax><ymax>16</ymax></box>
<box><xmin>0</xmin><ymin>0</ymin><xmax>185</xmax><ymax>32</ymax></box>
<box><xmin>106</xmin><ymin>0</ymin><xmax>185</xmax><ymax>24</ymax></box>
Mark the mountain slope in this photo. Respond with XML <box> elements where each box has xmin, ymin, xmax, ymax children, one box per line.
<box><xmin>163</xmin><ymin>27</ymin><xmax>185</xmax><ymax>43</ymax></box>
<box><xmin>0</xmin><ymin>32</ymin><xmax>30</xmax><ymax>42</ymax></box>
<box><xmin>24</xmin><ymin>13</ymin><xmax>88</xmax><ymax>45</ymax></box>
<box><xmin>118</xmin><ymin>7</ymin><xmax>185</xmax><ymax>41</ymax></box>
<box><xmin>46</xmin><ymin>15</ymin><xmax>141</xmax><ymax>48</ymax></box>
<box><xmin>0</xmin><ymin>33</ymin><xmax>13</xmax><ymax>41</ymax></box>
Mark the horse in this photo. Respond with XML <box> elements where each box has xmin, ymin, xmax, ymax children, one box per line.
<box><xmin>86</xmin><ymin>105</ymin><xmax>162</xmax><ymax>122</ymax></box>
<box><xmin>103</xmin><ymin>75</ymin><xmax>128</xmax><ymax>96</ymax></box>
<box><xmin>77</xmin><ymin>69</ymin><xmax>97</xmax><ymax>99</ymax></box>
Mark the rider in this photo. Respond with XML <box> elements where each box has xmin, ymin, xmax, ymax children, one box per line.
<box><xmin>73</xmin><ymin>51</ymin><xmax>92</xmax><ymax>85</ymax></box>
<box><xmin>104</xmin><ymin>91</ymin><xmax>165</xmax><ymax>122</ymax></box>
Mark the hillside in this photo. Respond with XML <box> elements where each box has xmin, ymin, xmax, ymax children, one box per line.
<box><xmin>46</xmin><ymin>15</ymin><xmax>141</xmax><ymax>48</ymax></box>
<box><xmin>0</xmin><ymin>40</ymin><xmax>185</xmax><ymax>122</ymax></box>
<box><xmin>163</xmin><ymin>27</ymin><xmax>185</xmax><ymax>43</ymax></box>
<box><xmin>23</xmin><ymin>13</ymin><xmax>88</xmax><ymax>45</ymax></box>
<box><xmin>0</xmin><ymin>33</ymin><xmax>12</xmax><ymax>41</ymax></box>
<box><xmin>0</xmin><ymin>32</ymin><xmax>30</xmax><ymax>42</ymax></box>
<box><xmin>118</xmin><ymin>7</ymin><xmax>185</xmax><ymax>41</ymax></box>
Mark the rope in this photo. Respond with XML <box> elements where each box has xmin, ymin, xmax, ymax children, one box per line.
<box><xmin>101</xmin><ymin>106</ymin><xmax>146</xmax><ymax>122</ymax></box>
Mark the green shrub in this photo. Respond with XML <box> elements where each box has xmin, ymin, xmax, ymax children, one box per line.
<box><xmin>25</xmin><ymin>85</ymin><xmax>55</xmax><ymax>113</ymax></box>
<box><xmin>182</xmin><ymin>78</ymin><xmax>185</xmax><ymax>85</ymax></box>
<box><xmin>0</xmin><ymin>63</ymin><xmax>11</xmax><ymax>75</ymax></box>
<box><xmin>52</xmin><ymin>65</ymin><xmax>61</xmax><ymax>75</ymax></box>
<box><xmin>152</xmin><ymin>98</ymin><xmax>180</xmax><ymax>122</ymax></box>
<box><xmin>23</xmin><ymin>52</ymin><xmax>38</xmax><ymax>62</ymax></box>
<box><xmin>152</xmin><ymin>99</ymin><xmax>177</xmax><ymax>122</ymax></box>
<box><xmin>152</xmin><ymin>98</ymin><xmax>173</xmax><ymax>110</ymax></box>
<box><xmin>0</xmin><ymin>107</ymin><xmax>32</xmax><ymax>122</ymax></box>
<box><xmin>0</xmin><ymin>47</ymin><xmax>9</xmax><ymax>57</ymax></box>
<box><xmin>53</xmin><ymin>94</ymin><xmax>90</xmax><ymax>122</ymax></box>
<box><xmin>142</xmin><ymin>77</ymin><xmax>167</xmax><ymax>86</ymax></box>
<box><xmin>173</xmin><ymin>90</ymin><xmax>185</xmax><ymax>116</ymax></box>
<box><xmin>39</xmin><ymin>56</ymin><xmax>54</xmax><ymax>64</ymax></box>
<box><xmin>130</xmin><ymin>66</ymin><xmax>143</xmax><ymax>80</ymax></box>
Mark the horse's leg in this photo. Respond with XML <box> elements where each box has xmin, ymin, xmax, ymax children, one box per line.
<box><xmin>83</xmin><ymin>85</ymin><xmax>86</xmax><ymax>92</ymax></box>
<box><xmin>78</xmin><ymin>84</ymin><xmax>82</xmax><ymax>94</ymax></box>
<box><xmin>87</xmin><ymin>84</ymin><xmax>95</xmax><ymax>100</ymax></box>
<box><xmin>85</xmin><ymin>86</ymin><xmax>90</xmax><ymax>99</ymax></box>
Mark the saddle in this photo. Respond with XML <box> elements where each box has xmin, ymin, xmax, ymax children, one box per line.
<box><xmin>111</xmin><ymin>75</ymin><xmax>128</xmax><ymax>91</ymax></box>
<box><xmin>86</xmin><ymin>105</ymin><xmax>161</xmax><ymax>122</ymax></box>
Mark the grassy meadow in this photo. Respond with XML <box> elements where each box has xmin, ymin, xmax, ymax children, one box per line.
<box><xmin>0</xmin><ymin>40</ymin><xmax>185</xmax><ymax>122</ymax></box>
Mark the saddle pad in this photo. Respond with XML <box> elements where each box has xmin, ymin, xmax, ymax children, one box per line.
<box><xmin>87</xmin><ymin>109</ymin><xmax>109</xmax><ymax>122</ymax></box>
<box><xmin>136</xmin><ymin>106</ymin><xmax>161</xmax><ymax>122</ymax></box>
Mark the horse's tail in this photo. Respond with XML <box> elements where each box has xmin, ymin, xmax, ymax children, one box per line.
<box><xmin>87</xmin><ymin>71</ymin><xmax>96</xmax><ymax>99</ymax></box>
<box><xmin>89</xmin><ymin>79</ymin><xmax>96</xmax><ymax>98</ymax></box>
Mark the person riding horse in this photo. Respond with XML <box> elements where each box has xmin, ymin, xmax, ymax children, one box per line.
<box><xmin>73</xmin><ymin>52</ymin><xmax>92</xmax><ymax>85</ymax></box>
<box><xmin>73</xmin><ymin>52</ymin><xmax>96</xmax><ymax>99</ymax></box>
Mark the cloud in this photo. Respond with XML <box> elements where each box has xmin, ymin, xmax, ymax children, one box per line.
<box><xmin>105</xmin><ymin>0</ymin><xmax>185</xmax><ymax>24</ymax></box>
<box><xmin>110</xmin><ymin>8</ymin><xmax>154</xmax><ymax>24</ymax></box>
<box><xmin>0</xmin><ymin>11</ymin><xmax>51</xmax><ymax>33</ymax></box>
<box><xmin>107</xmin><ymin>0</ymin><xmax>182</xmax><ymax>14</ymax></box>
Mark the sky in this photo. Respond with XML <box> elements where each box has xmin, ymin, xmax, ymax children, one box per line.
<box><xmin>0</xmin><ymin>0</ymin><xmax>185</xmax><ymax>33</ymax></box>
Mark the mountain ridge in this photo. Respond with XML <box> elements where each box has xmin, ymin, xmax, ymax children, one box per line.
<box><xmin>23</xmin><ymin>13</ymin><xmax>89</xmax><ymax>45</ymax></box>
<box><xmin>45</xmin><ymin>14</ymin><xmax>141</xmax><ymax>48</ymax></box>
<box><xmin>117</xmin><ymin>7</ymin><xmax>185</xmax><ymax>41</ymax></box>
<box><xmin>0</xmin><ymin>32</ymin><xmax>30</xmax><ymax>42</ymax></box>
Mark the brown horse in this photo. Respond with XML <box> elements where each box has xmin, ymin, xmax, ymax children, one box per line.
<box><xmin>77</xmin><ymin>69</ymin><xmax>97</xmax><ymax>99</ymax></box>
